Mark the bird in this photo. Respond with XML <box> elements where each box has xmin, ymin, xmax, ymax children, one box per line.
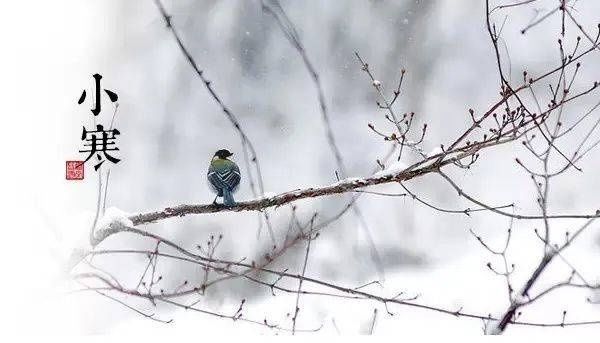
<box><xmin>207</xmin><ymin>149</ymin><xmax>241</xmax><ymax>206</ymax></box>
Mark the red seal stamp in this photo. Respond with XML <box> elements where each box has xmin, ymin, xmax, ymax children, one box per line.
<box><xmin>66</xmin><ymin>161</ymin><xmax>85</xmax><ymax>180</ymax></box>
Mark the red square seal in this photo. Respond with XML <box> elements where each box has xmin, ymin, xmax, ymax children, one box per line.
<box><xmin>66</xmin><ymin>161</ymin><xmax>85</xmax><ymax>180</ymax></box>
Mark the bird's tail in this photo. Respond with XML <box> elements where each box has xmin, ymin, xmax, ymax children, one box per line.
<box><xmin>223</xmin><ymin>188</ymin><xmax>235</xmax><ymax>207</ymax></box>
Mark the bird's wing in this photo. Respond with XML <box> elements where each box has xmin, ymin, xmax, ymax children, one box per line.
<box><xmin>207</xmin><ymin>171</ymin><xmax>225</xmax><ymax>195</ymax></box>
<box><xmin>230</xmin><ymin>163</ymin><xmax>241</xmax><ymax>191</ymax></box>
<box><xmin>208</xmin><ymin>161</ymin><xmax>241</xmax><ymax>191</ymax></box>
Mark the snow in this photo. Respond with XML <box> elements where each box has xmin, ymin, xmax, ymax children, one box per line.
<box><xmin>427</xmin><ymin>146</ymin><xmax>443</xmax><ymax>157</ymax></box>
<box><xmin>262</xmin><ymin>192</ymin><xmax>277</xmax><ymax>198</ymax></box>
<box><xmin>511</xmin><ymin>294</ymin><xmax>529</xmax><ymax>306</ymax></box>
<box><xmin>258</xmin><ymin>192</ymin><xmax>277</xmax><ymax>199</ymax></box>
<box><xmin>373</xmin><ymin>160</ymin><xmax>407</xmax><ymax>177</ymax></box>
<box><xmin>331</xmin><ymin>177</ymin><xmax>362</xmax><ymax>186</ymax></box>
<box><xmin>484</xmin><ymin>319</ymin><xmax>502</xmax><ymax>335</ymax></box>
<box><xmin>95</xmin><ymin>207</ymin><xmax>133</xmax><ymax>231</ymax></box>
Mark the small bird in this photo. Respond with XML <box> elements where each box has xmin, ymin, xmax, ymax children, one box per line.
<box><xmin>207</xmin><ymin>149</ymin><xmax>241</xmax><ymax>206</ymax></box>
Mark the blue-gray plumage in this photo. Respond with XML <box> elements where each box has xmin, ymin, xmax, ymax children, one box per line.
<box><xmin>207</xmin><ymin>149</ymin><xmax>241</xmax><ymax>206</ymax></box>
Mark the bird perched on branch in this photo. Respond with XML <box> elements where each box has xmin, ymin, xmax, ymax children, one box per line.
<box><xmin>207</xmin><ymin>149</ymin><xmax>241</xmax><ymax>206</ymax></box>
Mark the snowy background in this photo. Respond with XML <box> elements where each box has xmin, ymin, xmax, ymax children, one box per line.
<box><xmin>3</xmin><ymin>0</ymin><xmax>600</xmax><ymax>336</ymax></box>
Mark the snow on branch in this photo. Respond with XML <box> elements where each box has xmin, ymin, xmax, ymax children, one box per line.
<box><xmin>126</xmin><ymin>159</ymin><xmax>441</xmax><ymax>227</ymax></box>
